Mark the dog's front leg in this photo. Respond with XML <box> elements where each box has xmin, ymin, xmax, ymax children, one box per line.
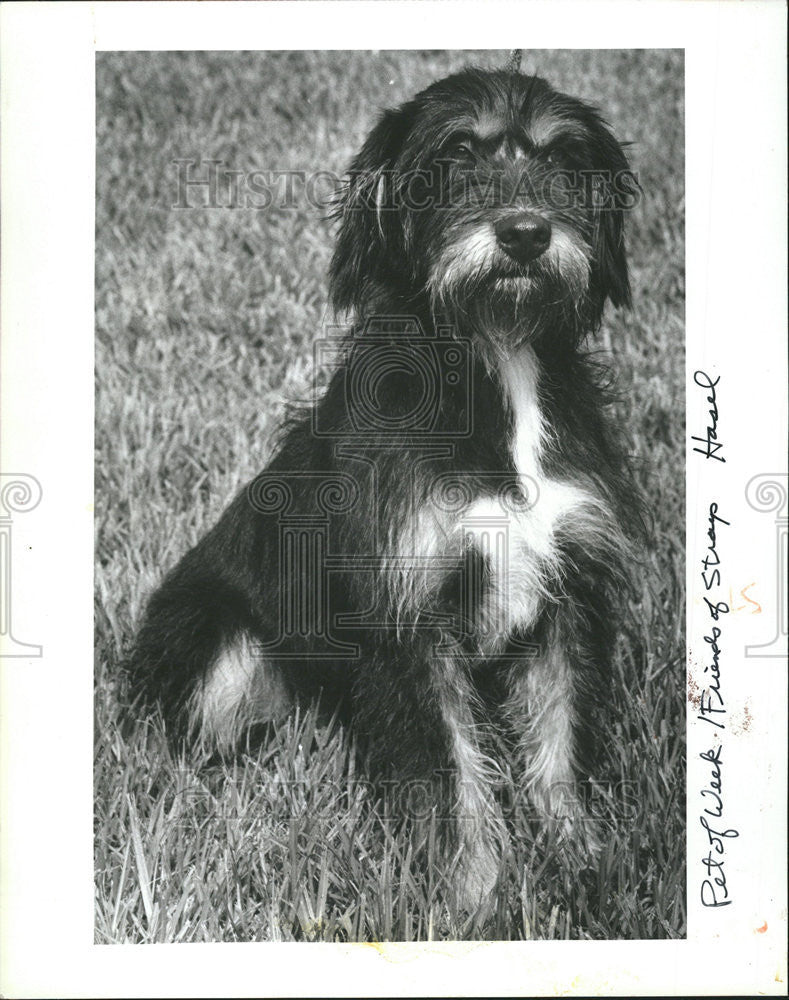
<box><xmin>351</xmin><ymin>635</ymin><xmax>506</xmax><ymax>909</ymax></box>
<box><xmin>503</xmin><ymin>616</ymin><xmax>604</xmax><ymax>853</ymax></box>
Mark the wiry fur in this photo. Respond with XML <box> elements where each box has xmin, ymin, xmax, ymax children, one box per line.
<box><xmin>128</xmin><ymin>66</ymin><xmax>644</xmax><ymax>909</ymax></box>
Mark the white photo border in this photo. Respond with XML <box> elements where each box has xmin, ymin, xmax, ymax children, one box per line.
<box><xmin>1</xmin><ymin>1</ymin><xmax>786</xmax><ymax>996</ymax></box>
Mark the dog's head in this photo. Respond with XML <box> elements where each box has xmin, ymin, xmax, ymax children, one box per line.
<box><xmin>330</xmin><ymin>67</ymin><xmax>637</xmax><ymax>343</ymax></box>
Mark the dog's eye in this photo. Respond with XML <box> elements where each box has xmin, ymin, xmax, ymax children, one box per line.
<box><xmin>446</xmin><ymin>141</ymin><xmax>475</xmax><ymax>162</ymax></box>
<box><xmin>544</xmin><ymin>139</ymin><xmax>587</xmax><ymax>169</ymax></box>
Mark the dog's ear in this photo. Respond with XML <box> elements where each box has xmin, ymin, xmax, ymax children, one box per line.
<box><xmin>329</xmin><ymin>106</ymin><xmax>412</xmax><ymax>313</ymax></box>
<box><xmin>589</xmin><ymin>122</ymin><xmax>636</xmax><ymax>313</ymax></box>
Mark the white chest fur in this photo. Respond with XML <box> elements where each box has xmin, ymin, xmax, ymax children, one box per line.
<box><xmin>461</xmin><ymin>346</ymin><xmax>610</xmax><ymax>649</ymax></box>
<box><xmin>390</xmin><ymin>346</ymin><xmax>614</xmax><ymax>646</ymax></box>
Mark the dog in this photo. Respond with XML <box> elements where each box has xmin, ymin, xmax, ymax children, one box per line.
<box><xmin>129</xmin><ymin>63</ymin><xmax>643</xmax><ymax>909</ymax></box>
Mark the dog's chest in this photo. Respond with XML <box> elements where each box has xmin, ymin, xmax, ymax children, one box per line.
<box><xmin>391</xmin><ymin>347</ymin><xmax>610</xmax><ymax>641</ymax></box>
<box><xmin>462</xmin><ymin>347</ymin><xmax>606</xmax><ymax>641</ymax></box>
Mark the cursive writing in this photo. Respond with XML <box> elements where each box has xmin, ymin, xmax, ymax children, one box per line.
<box><xmin>701</xmin><ymin>502</ymin><xmax>730</xmax><ymax>592</ymax></box>
<box><xmin>696</xmin><ymin>499</ymin><xmax>738</xmax><ymax>907</ymax></box>
<box><xmin>698</xmin><ymin>626</ymin><xmax>725</xmax><ymax>729</ymax></box>
<box><xmin>691</xmin><ymin>371</ymin><xmax>725</xmax><ymax>462</ymax></box>
<box><xmin>699</xmin><ymin>745</ymin><xmax>739</xmax><ymax>907</ymax></box>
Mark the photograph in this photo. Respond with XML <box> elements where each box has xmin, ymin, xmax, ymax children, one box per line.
<box><xmin>93</xmin><ymin>47</ymin><xmax>686</xmax><ymax>943</ymax></box>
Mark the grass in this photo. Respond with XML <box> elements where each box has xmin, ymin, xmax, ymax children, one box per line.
<box><xmin>95</xmin><ymin>49</ymin><xmax>686</xmax><ymax>942</ymax></box>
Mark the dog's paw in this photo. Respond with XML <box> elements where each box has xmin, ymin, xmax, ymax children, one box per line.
<box><xmin>453</xmin><ymin>835</ymin><xmax>502</xmax><ymax>913</ymax></box>
<box><xmin>558</xmin><ymin>813</ymin><xmax>605</xmax><ymax>858</ymax></box>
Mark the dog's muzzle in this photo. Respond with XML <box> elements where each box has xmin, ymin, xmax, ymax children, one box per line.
<box><xmin>495</xmin><ymin>212</ymin><xmax>552</xmax><ymax>264</ymax></box>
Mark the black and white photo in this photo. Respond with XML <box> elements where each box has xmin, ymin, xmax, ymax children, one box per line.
<box><xmin>1</xmin><ymin>3</ymin><xmax>786</xmax><ymax>996</ymax></box>
<box><xmin>98</xmin><ymin>48</ymin><xmax>685</xmax><ymax>941</ymax></box>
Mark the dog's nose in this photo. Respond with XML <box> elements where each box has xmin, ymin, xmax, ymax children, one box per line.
<box><xmin>495</xmin><ymin>213</ymin><xmax>552</xmax><ymax>263</ymax></box>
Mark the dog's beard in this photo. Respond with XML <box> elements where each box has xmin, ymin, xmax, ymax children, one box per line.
<box><xmin>427</xmin><ymin>224</ymin><xmax>593</xmax><ymax>349</ymax></box>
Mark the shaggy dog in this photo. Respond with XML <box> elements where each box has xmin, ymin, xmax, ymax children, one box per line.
<box><xmin>129</xmin><ymin>64</ymin><xmax>642</xmax><ymax>907</ymax></box>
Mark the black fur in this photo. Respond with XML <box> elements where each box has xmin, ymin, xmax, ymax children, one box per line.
<box><xmin>128</xmin><ymin>66</ymin><xmax>643</xmax><ymax>908</ymax></box>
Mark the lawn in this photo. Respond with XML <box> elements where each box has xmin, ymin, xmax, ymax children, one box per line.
<box><xmin>94</xmin><ymin>48</ymin><xmax>685</xmax><ymax>942</ymax></box>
